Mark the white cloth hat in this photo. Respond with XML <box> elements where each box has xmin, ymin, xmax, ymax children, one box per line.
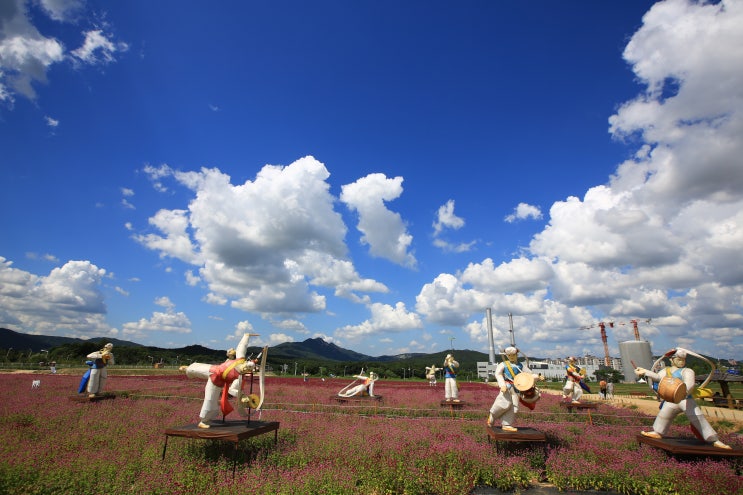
<box><xmin>504</xmin><ymin>346</ymin><xmax>518</xmax><ymax>356</ymax></box>
<box><xmin>673</xmin><ymin>349</ymin><xmax>687</xmax><ymax>359</ymax></box>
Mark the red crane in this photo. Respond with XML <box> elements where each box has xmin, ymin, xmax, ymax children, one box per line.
<box><xmin>579</xmin><ymin>318</ymin><xmax>652</xmax><ymax>366</ymax></box>
<box><xmin>578</xmin><ymin>321</ymin><xmax>613</xmax><ymax>367</ymax></box>
<box><xmin>614</xmin><ymin>318</ymin><xmax>651</xmax><ymax>340</ymax></box>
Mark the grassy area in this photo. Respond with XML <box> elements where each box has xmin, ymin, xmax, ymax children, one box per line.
<box><xmin>1</xmin><ymin>374</ymin><xmax>741</xmax><ymax>495</ymax></box>
<box><xmin>5</xmin><ymin>364</ymin><xmax>741</xmax><ymax>398</ymax></box>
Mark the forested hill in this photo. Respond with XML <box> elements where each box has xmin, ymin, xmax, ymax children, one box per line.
<box><xmin>0</xmin><ymin>328</ymin><xmax>489</xmax><ymax>369</ymax></box>
<box><xmin>0</xmin><ymin>327</ymin><xmax>141</xmax><ymax>353</ymax></box>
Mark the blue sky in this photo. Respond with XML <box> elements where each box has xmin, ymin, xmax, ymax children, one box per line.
<box><xmin>2</xmin><ymin>0</ymin><xmax>742</xmax><ymax>361</ymax></box>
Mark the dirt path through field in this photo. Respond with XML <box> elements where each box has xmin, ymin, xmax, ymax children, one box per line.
<box><xmin>539</xmin><ymin>387</ymin><xmax>743</xmax><ymax>426</ymax></box>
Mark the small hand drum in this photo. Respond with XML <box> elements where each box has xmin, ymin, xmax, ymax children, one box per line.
<box><xmin>513</xmin><ymin>372</ymin><xmax>540</xmax><ymax>403</ymax></box>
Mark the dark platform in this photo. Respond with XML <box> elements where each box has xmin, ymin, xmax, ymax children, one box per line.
<box><xmin>486</xmin><ymin>426</ymin><xmax>548</xmax><ymax>455</ymax></box>
<box><xmin>440</xmin><ymin>400</ymin><xmax>466</xmax><ymax>408</ymax></box>
<box><xmin>68</xmin><ymin>393</ymin><xmax>116</xmax><ymax>403</ymax></box>
<box><xmin>486</xmin><ymin>426</ymin><xmax>547</xmax><ymax>443</ymax></box>
<box><xmin>332</xmin><ymin>395</ymin><xmax>383</xmax><ymax>403</ymax></box>
<box><xmin>559</xmin><ymin>401</ymin><xmax>597</xmax><ymax>411</ymax></box>
<box><xmin>163</xmin><ymin>419</ymin><xmax>279</xmax><ymax>443</ymax></box>
<box><xmin>636</xmin><ymin>434</ymin><xmax>743</xmax><ymax>458</ymax></box>
<box><xmin>559</xmin><ymin>401</ymin><xmax>598</xmax><ymax>424</ymax></box>
<box><xmin>162</xmin><ymin>420</ymin><xmax>280</xmax><ymax>476</ymax></box>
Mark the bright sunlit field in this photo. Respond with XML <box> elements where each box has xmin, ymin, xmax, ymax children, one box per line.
<box><xmin>1</xmin><ymin>373</ymin><xmax>741</xmax><ymax>495</ymax></box>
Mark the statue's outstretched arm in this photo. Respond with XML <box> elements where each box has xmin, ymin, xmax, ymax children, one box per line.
<box><xmin>236</xmin><ymin>333</ymin><xmax>257</xmax><ymax>359</ymax></box>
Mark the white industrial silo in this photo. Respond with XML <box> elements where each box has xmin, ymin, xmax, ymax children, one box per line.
<box><xmin>619</xmin><ymin>340</ymin><xmax>653</xmax><ymax>383</ymax></box>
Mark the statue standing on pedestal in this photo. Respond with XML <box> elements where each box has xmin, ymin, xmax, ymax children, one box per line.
<box><xmin>634</xmin><ymin>347</ymin><xmax>730</xmax><ymax>449</ymax></box>
<box><xmin>487</xmin><ymin>346</ymin><xmax>543</xmax><ymax>431</ymax></box>
<box><xmin>80</xmin><ymin>343</ymin><xmax>114</xmax><ymax>397</ymax></box>
<box><xmin>443</xmin><ymin>354</ymin><xmax>459</xmax><ymax>402</ymax></box>
<box><xmin>180</xmin><ymin>333</ymin><xmax>262</xmax><ymax>428</ymax></box>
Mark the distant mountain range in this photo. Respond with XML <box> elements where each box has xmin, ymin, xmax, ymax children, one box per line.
<box><xmin>0</xmin><ymin>328</ymin><xmax>141</xmax><ymax>353</ymax></box>
<box><xmin>0</xmin><ymin>328</ymin><xmax>488</xmax><ymax>364</ymax></box>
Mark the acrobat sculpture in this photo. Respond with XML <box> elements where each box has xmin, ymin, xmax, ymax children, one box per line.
<box><xmin>180</xmin><ymin>333</ymin><xmax>266</xmax><ymax>428</ymax></box>
<box><xmin>487</xmin><ymin>346</ymin><xmax>543</xmax><ymax>431</ymax></box>
<box><xmin>634</xmin><ymin>347</ymin><xmax>730</xmax><ymax>449</ymax></box>
<box><xmin>338</xmin><ymin>370</ymin><xmax>378</xmax><ymax>397</ymax></box>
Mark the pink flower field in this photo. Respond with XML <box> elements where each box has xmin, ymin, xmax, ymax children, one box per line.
<box><xmin>0</xmin><ymin>373</ymin><xmax>740</xmax><ymax>494</ymax></box>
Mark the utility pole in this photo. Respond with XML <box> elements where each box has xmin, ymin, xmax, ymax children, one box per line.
<box><xmin>508</xmin><ymin>313</ymin><xmax>516</xmax><ymax>347</ymax></box>
<box><xmin>486</xmin><ymin>308</ymin><xmax>496</xmax><ymax>364</ymax></box>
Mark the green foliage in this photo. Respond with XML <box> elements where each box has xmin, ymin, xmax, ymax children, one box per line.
<box><xmin>0</xmin><ymin>412</ymin><xmax>38</xmax><ymax>428</ymax></box>
<box><xmin>593</xmin><ymin>367</ymin><xmax>624</xmax><ymax>383</ymax></box>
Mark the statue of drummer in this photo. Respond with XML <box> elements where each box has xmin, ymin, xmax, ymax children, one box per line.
<box><xmin>562</xmin><ymin>356</ymin><xmax>587</xmax><ymax>404</ymax></box>
<box><xmin>487</xmin><ymin>346</ymin><xmax>543</xmax><ymax>432</ymax></box>
<box><xmin>634</xmin><ymin>348</ymin><xmax>730</xmax><ymax>449</ymax></box>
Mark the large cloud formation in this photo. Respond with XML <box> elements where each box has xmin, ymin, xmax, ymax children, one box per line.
<box><xmin>0</xmin><ymin>257</ymin><xmax>113</xmax><ymax>338</ymax></box>
<box><xmin>137</xmin><ymin>157</ymin><xmax>393</xmax><ymax>316</ymax></box>
<box><xmin>416</xmin><ymin>0</ymin><xmax>743</xmax><ymax>358</ymax></box>
<box><xmin>1</xmin><ymin>0</ymin><xmax>741</xmax><ymax>359</ymax></box>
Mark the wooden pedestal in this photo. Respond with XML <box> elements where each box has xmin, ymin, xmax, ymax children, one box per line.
<box><xmin>162</xmin><ymin>420</ymin><xmax>280</xmax><ymax>476</ymax></box>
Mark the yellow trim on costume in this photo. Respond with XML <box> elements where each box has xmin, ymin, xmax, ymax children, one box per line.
<box><xmin>222</xmin><ymin>358</ymin><xmax>246</xmax><ymax>381</ymax></box>
<box><xmin>504</xmin><ymin>359</ymin><xmax>519</xmax><ymax>380</ymax></box>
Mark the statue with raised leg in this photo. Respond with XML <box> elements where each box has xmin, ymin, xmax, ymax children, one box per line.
<box><xmin>634</xmin><ymin>347</ymin><xmax>730</xmax><ymax>450</ymax></box>
<box><xmin>487</xmin><ymin>346</ymin><xmax>543</xmax><ymax>432</ymax></box>
<box><xmin>179</xmin><ymin>333</ymin><xmax>262</xmax><ymax>429</ymax></box>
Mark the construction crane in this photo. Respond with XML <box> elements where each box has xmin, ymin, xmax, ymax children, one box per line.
<box><xmin>579</xmin><ymin>318</ymin><xmax>652</xmax><ymax>366</ymax></box>
<box><xmin>614</xmin><ymin>318</ymin><xmax>652</xmax><ymax>340</ymax></box>
<box><xmin>578</xmin><ymin>322</ymin><xmax>613</xmax><ymax>367</ymax></box>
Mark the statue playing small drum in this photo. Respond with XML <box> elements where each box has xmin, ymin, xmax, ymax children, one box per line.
<box><xmin>487</xmin><ymin>346</ymin><xmax>544</xmax><ymax>432</ymax></box>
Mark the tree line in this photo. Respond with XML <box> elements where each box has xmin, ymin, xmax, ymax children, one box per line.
<box><xmin>0</xmin><ymin>342</ymin><xmax>486</xmax><ymax>379</ymax></box>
